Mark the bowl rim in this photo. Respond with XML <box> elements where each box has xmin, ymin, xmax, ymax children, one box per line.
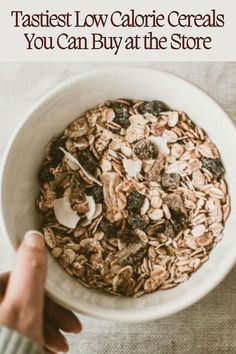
<box><xmin>1</xmin><ymin>66</ymin><xmax>236</xmax><ymax>322</ymax></box>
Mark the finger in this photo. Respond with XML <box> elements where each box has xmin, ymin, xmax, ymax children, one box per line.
<box><xmin>44</xmin><ymin>322</ymin><xmax>69</xmax><ymax>353</ymax></box>
<box><xmin>3</xmin><ymin>231</ymin><xmax>47</xmax><ymax>312</ymax></box>
<box><xmin>45</xmin><ymin>297</ymin><xmax>82</xmax><ymax>333</ymax></box>
<box><xmin>44</xmin><ymin>348</ymin><xmax>57</xmax><ymax>354</ymax></box>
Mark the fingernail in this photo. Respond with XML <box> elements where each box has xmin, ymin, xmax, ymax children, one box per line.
<box><xmin>62</xmin><ymin>337</ymin><xmax>69</xmax><ymax>352</ymax></box>
<box><xmin>74</xmin><ymin>320</ymin><xmax>83</xmax><ymax>333</ymax></box>
<box><xmin>24</xmin><ymin>230</ymin><xmax>45</xmax><ymax>250</ymax></box>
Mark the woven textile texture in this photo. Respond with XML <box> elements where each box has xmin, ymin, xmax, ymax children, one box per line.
<box><xmin>0</xmin><ymin>62</ymin><xmax>235</xmax><ymax>354</ymax></box>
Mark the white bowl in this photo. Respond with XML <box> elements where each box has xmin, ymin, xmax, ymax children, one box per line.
<box><xmin>1</xmin><ymin>67</ymin><xmax>236</xmax><ymax>322</ymax></box>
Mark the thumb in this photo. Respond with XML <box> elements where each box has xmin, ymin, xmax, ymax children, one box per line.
<box><xmin>4</xmin><ymin>230</ymin><xmax>47</xmax><ymax>311</ymax></box>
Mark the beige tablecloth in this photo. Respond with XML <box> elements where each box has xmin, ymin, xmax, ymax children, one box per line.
<box><xmin>0</xmin><ymin>62</ymin><xmax>236</xmax><ymax>354</ymax></box>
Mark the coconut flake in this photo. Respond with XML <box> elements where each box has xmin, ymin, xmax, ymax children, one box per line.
<box><xmin>81</xmin><ymin>203</ymin><xmax>103</xmax><ymax>226</ymax></box>
<box><xmin>166</xmin><ymin>111</ymin><xmax>179</xmax><ymax>127</ymax></box>
<box><xmin>166</xmin><ymin>160</ymin><xmax>187</xmax><ymax>174</ymax></box>
<box><xmin>54</xmin><ymin>197</ymin><xmax>80</xmax><ymax>229</ymax></box>
<box><xmin>122</xmin><ymin>159</ymin><xmax>142</xmax><ymax>177</ymax></box>
<box><xmin>92</xmin><ymin>203</ymin><xmax>103</xmax><ymax>219</ymax></box>
<box><xmin>60</xmin><ymin>148</ymin><xmax>102</xmax><ymax>186</ymax></box>
<box><xmin>61</xmin><ymin>149</ymin><xmax>80</xmax><ymax>171</ymax></box>
<box><xmin>148</xmin><ymin>136</ymin><xmax>170</xmax><ymax>156</ymax></box>
<box><xmin>86</xmin><ymin>196</ymin><xmax>96</xmax><ymax>220</ymax></box>
<box><xmin>120</xmin><ymin>145</ymin><xmax>132</xmax><ymax>157</ymax></box>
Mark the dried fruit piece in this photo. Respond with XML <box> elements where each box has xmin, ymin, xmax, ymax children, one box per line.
<box><xmin>164</xmin><ymin>193</ymin><xmax>186</xmax><ymax>227</ymax></box>
<box><xmin>77</xmin><ymin>149</ymin><xmax>98</xmax><ymax>174</ymax></box>
<box><xmin>61</xmin><ymin>148</ymin><xmax>102</xmax><ymax>186</ymax></box>
<box><xmin>127</xmin><ymin>213</ymin><xmax>147</xmax><ymax>230</ymax></box>
<box><xmin>161</xmin><ymin>172</ymin><xmax>180</xmax><ymax>191</ymax></box>
<box><xmin>170</xmin><ymin>209</ymin><xmax>187</xmax><ymax>227</ymax></box>
<box><xmin>38</xmin><ymin>164</ymin><xmax>54</xmax><ymax>183</ymax></box>
<box><xmin>138</xmin><ymin>100</ymin><xmax>169</xmax><ymax>116</ymax></box>
<box><xmin>163</xmin><ymin>220</ymin><xmax>175</xmax><ymax>238</ymax></box>
<box><xmin>100</xmin><ymin>218</ymin><xmax>118</xmax><ymax>237</ymax></box>
<box><xmin>102</xmin><ymin>172</ymin><xmax>125</xmax><ymax>222</ymax></box>
<box><xmin>127</xmin><ymin>192</ymin><xmax>145</xmax><ymax>212</ymax></box>
<box><xmin>164</xmin><ymin>193</ymin><xmax>184</xmax><ymax>211</ymax></box>
<box><xmin>134</xmin><ymin>140</ymin><xmax>158</xmax><ymax>160</ymax></box>
<box><xmin>86</xmin><ymin>185</ymin><xmax>104</xmax><ymax>203</ymax></box>
<box><xmin>201</xmin><ymin>157</ymin><xmax>224</xmax><ymax>178</ymax></box>
<box><xmin>146</xmin><ymin>155</ymin><xmax>165</xmax><ymax>181</ymax></box>
<box><xmin>49</xmin><ymin>137</ymin><xmax>65</xmax><ymax>163</ymax></box>
<box><xmin>112</xmin><ymin>102</ymin><xmax>130</xmax><ymax>128</ymax></box>
<box><xmin>54</xmin><ymin>186</ymin><xmax>65</xmax><ymax>198</ymax></box>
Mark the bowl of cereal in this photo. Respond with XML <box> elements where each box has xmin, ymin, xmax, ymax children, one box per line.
<box><xmin>1</xmin><ymin>67</ymin><xmax>236</xmax><ymax>321</ymax></box>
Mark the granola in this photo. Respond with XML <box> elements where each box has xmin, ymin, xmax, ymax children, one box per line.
<box><xmin>36</xmin><ymin>99</ymin><xmax>230</xmax><ymax>297</ymax></box>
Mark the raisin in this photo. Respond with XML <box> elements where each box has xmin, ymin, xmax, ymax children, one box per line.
<box><xmin>41</xmin><ymin>210</ymin><xmax>55</xmax><ymax>225</ymax></box>
<box><xmin>170</xmin><ymin>209</ymin><xmax>186</xmax><ymax>227</ymax></box>
<box><xmin>49</xmin><ymin>137</ymin><xmax>65</xmax><ymax>163</ymax></box>
<box><xmin>112</xmin><ymin>102</ymin><xmax>131</xmax><ymax>128</ymax></box>
<box><xmin>163</xmin><ymin>220</ymin><xmax>175</xmax><ymax>238</ymax></box>
<box><xmin>127</xmin><ymin>192</ymin><xmax>145</xmax><ymax>212</ymax></box>
<box><xmin>100</xmin><ymin>218</ymin><xmax>118</xmax><ymax>237</ymax></box>
<box><xmin>138</xmin><ymin>100</ymin><xmax>169</xmax><ymax>116</ymax></box>
<box><xmin>163</xmin><ymin>193</ymin><xmax>186</xmax><ymax>228</ymax></box>
<box><xmin>54</xmin><ymin>186</ymin><xmax>65</xmax><ymax>198</ymax></box>
<box><xmin>38</xmin><ymin>164</ymin><xmax>54</xmax><ymax>183</ymax></box>
<box><xmin>77</xmin><ymin>149</ymin><xmax>98</xmax><ymax>174</ymax></box>
<box><xmin>118</xmin><ymin>232</ymin><xmax>135</xmax><ymax>244</ymax></box>
<box><xmin>134</xmin><ymin>140</ymin><xmax>159</xmax><ymax>160</ymax></box>
<box><xmin>161</xmin><ymin>172</ymin><xmax>180</xmax><ymax>191</ymax></box>
<box><xmin>86</xmin><ymin>185</ymin><xmax>104</xmax><ymax>203</ymax></box>
<box><xmin>201</xmin><ymin>157</ymin><xmax>224</xmax><ymax>179</ymax></box>
<box><xmin>164</xmin><ymin>193</ymin><xmax>184</xmax><ymax>212</ymax></box>
<box><xmin>127</xmin><ymin>213</ymin><xmax>147</xmax><ymax>230</ymax></box>
<box><xmin>48</xmin><ymin>159</ymin><xmax>61</xmax><ymax>168</ymax></box>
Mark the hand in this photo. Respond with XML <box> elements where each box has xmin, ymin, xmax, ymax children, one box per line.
<box><xmin>0</xmin><ymin>231</ymin><xmax>82</xmax><ymax>353</ymax></box>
